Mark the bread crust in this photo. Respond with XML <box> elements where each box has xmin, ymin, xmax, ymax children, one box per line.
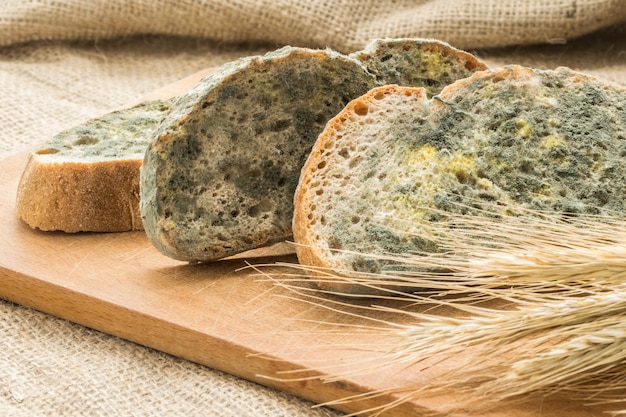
<box><xmin>16</xmin><ymin>155</ymin><xmax>142</xmax><ymax>233</ymax></box>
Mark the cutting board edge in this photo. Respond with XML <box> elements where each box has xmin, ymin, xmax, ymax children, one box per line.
<box><xmin>0</xmin><ymin>260</ymin><xmax>430</xmax><ymax>417</ymax></box>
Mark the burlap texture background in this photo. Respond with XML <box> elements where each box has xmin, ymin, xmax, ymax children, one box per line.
<box><xmin>2</xmin><ymin>0</ymin><xmax>626</xmax><ymax>51</ymax></box>
<box><xmin>1</xmin><ymin>1</ymin><xmax>625</xmax><ymax>416</ymax></box>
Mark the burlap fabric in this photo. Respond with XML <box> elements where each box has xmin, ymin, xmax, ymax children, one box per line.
<box><xmin>1</xmin><ymin>1</ymin><xmax>625</xmax><ymax>416</ymax></box>
<box><xmin>2</xmin><ymin>0</ymin><xmax>626</xmax><ymax>52</ymax></box>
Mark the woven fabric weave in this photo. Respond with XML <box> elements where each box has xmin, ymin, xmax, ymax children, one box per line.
<box><xmin>1</xmin><ymin>1</ymin><xmax>625</xmax><ymax>416</ymax></box>
<box><xmin>1</xmin><ymin>0</ymin><xmax>625</xmax><ymax>51</ymax></box>
<box><xmin>0</xmin><ymin>301</ymin><xmax>339</xmax><ymax>417</ymax></box>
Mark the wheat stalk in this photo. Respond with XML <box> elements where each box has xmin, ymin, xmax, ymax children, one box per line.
<box><xmin>488</xmin><ymin>322</ymin><xmax>626</xmax><ymax>399</ymax></box>
<box><xmin>257</xmin><ymin>202</ymin><xmax>626</xmax><ymax>415</ymax></box>
<box><xmin>386</xmin><ymin>289</ymin><xmax>626</xmax><ymax>405</ymax></box>
<box><xmin>377</xmin><ymin>208</ymin><xmax>626</xmax><ymax>412</ymax></box>
<box><xmin>377</xmin><ymin>204</ymin><xmax>626</xmax><ymax>296</ymax></box>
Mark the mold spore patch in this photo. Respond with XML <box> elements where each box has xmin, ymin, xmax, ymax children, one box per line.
<box><xmin>36</xmin><ymin>100</ymin><xmax>173</xmax><ymax>162</ymax></box>
<box><xmin>352</xmin><ymin>38</ymin><xmax>488</xmax><ymax>97</ymax></box>
<box><xmin>140</xmin><ymin>46</ymin><xmax>379</xmax><ymax>261</ymax></box>
<box><xmin>293</xmin><ymin>66</ymin><xmax>626</xmax><ymax>279</ymax></box>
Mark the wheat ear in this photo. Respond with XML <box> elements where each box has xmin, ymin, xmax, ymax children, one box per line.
<box><xmin>369</xmin><ymin>207</ymin><xmax>626</xmax><ymax>411</ymax></box>
<box><xmin>382</xmin><ymin>203</ymin><xmax>626</xmax><ymax>293</ymax></box>
<box><xmin>257</xmin><ymin>202</ymin><xmax>626</xmax><ymax>415</ymax></box>
<box><xmin>386</xmin><ymin>289</ymin><xmax>626</xmax><ymax>404</ymax></box>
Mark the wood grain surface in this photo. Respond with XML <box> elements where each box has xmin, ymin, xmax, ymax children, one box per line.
<box><xmin>0</xmin><ymin>68</ymin><xmax>618</xmax><ymax>416</ymax></box>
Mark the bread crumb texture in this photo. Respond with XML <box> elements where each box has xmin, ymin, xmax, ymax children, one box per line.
<box><xmin>16</xmin><ymin>100</ymin><xmax>172</xmax><ymax>232</ymax></box>
<box><xmin>140</xmin><ymin>46</ymin><xmax>379</xmax><ymax>261</ymax></box>
<box><xmin>293</xmin><ymin>67</ymin><xmax>626</xmax><ymax>278</ymax></box>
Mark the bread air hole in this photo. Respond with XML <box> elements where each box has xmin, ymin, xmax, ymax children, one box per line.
<box><xmin>247</xmin><ymin>206</ymin><xmax>260</xmax><ymax>217</ymax></box>
<box><xmin>248</xmin><ymin>199</ymin><xmax>272</xmax><ymax>218</ymax></box>
<box><xmin>271</xmin><ymin>119</ymin><xmax>292</xmax><ymax>132</ymax></box>
<box><xmin>353</xmin><ymin>102</ymin><xmax>369</xmax><ymax>116</ymax></box>
<box><xmin>74</xmin><ymin>137</ymin><xmax>99</xmax><ymax>146</ymax></box>
<box><xmin>35</xmin><ymin>148</ymin><xmax>59</xmax><ymax>155</ymax></box>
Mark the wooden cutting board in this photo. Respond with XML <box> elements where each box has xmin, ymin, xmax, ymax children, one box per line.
<box><xmin>0</xmin><ymin>69</ymin><xmax>618</xmax><ymax>416</ymax></box>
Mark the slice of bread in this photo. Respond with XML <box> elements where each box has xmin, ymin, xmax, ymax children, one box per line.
<box><xmin>352</xmin><ymin>38</ymin><xmax>488</xmax><ymax>96</ymax></box>
<box><xmin>15</xmin><ymin>39</ymin><xmax>485</xmax><ymax>241</ymax></box>
<box><xmin>293</xmin><ymin>67</ymin><xmax>626</xmax><ymax>294</ymax></box>
<box><xmin>140</xmin><ymin>41</ymin><xmax>488</xmax><ymax>262</ymax></box>
<box><xmin>140</xmin><ymin>46</ymin><xmax>379</xmax><ymax>261</ymax></box>
<box><xmin>16</xmin><ymin>100</ymin><xmax>172</xmax><ymax>232</ymax></box>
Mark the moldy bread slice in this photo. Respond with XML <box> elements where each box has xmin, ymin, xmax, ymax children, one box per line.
<box><xmin>293</xmin><ymin>67</ymin><xmax>626</xmax><ymax>294</ymax></box>
<box><xmin>16</xmin><ymin>38</ymin><xmax>485</xmax><ymax>240</ymax></box>
<box><xmin>16</xmin><ymin>100</ymin><xmax>172</xmax><ymax>232</ymax></box>
<box><xmin>140</xmin><ymin>46</ymin><xmax>379</xmax><ymax>261</ymax></box>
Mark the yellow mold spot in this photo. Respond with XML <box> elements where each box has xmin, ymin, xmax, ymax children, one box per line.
<box><xmin>415</xmin><ymin>143</ymin><xmax>437</xmax><ymax>160</ymax></box>
<box><xmin>515</xmin><ymin>119</ymin><xmax>533</xmax><ymax>139</ymax></box>
<box><xmin>541</xmin><ymin>134</ymin><xmax>565</xmax><ymax>149</ymax></box>
<box><xmin>477</xmin><ymin>177</ymin><xmax>493</xmax><ymax>190</ymax></box>
<box><xmin>420</xmin><ymin>53</ymin><xmax>445</xmax><ymax>78</ymax></box>
<box><xmin>445</xmin><ymin>153</ymin><xmax>477</xmax><ymax>184</ymax></box>
<box><xmin>404</xmin><ymin>144</ymin><xmax>478</xmax><ymax>182</ymax></box>
<box><xmin>402</xmin><ymin>143</ymin><xmax>438</xmax><ymax>170</ymax></box>
<box><xmin>448</xmin><ymin>153</ymin><xmax>475</xmax><ymax>170</ymax></box>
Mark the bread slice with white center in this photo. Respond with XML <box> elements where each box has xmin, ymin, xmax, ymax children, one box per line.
<box><xmin>16</xmin><ymin>100</ymin><xmax>172</xmax><ymax>232</ymax></box>
<box><xmin>293</xmin><ymin>67</ymin><xmax>626</xmax><ymax>294</ymax></box>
